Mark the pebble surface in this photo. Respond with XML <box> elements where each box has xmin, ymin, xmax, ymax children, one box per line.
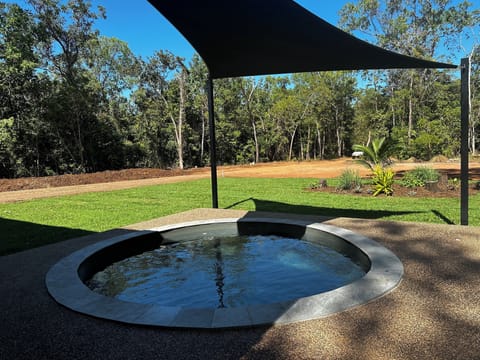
<box><xmin>1</xmin><ymin>208</ymin><xmax>479</xmax><ymax>360</ymax></box>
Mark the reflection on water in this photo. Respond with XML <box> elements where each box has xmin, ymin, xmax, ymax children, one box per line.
<box><xmin>213</xmin><ymin>238</ymin><xmax>225</xmax><ymax>308</ymax></box>
<box><xmin>87</xmin><ymin>235</ymin><xmax>365</xmax><ymax>308</ymax></box>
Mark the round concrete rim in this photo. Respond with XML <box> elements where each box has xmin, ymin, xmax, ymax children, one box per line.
<box><xmin>45</xmin><ymin>217</ymin><xmax>403</xmax><ymax>329</ymax></box>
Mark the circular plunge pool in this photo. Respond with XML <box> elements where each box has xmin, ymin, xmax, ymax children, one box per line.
<box><xmin>46</xmin><ymin>217</ymin><xmax>403</xmax><ymax>329</ymax></box>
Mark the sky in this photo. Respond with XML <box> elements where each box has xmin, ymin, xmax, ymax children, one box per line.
<box><xmin>5</xmin><ymin>0</ymin><xmax>480</xmax><ymax>64</ymax></box>
<box><xmin>88</xmin><ymin>0</ymin><xmax>347</xmax><ymax>61</ymax></box>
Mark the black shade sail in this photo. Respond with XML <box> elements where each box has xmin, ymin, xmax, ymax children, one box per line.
<box><xmin>147</xmin><ymin>0</ymin><xmax>456</xmax><ymax>78</ymax></box>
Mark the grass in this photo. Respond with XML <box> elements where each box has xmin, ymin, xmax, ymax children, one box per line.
<box><xmin>1</xmin><ymin>177</ymin><xmax>479</xmax><ymax>255</ymax></box>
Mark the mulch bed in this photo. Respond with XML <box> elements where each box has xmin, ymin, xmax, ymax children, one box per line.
<box><xmin>307</xmin><ymin>182</ymin><xmax>479</xmax><ymax>198</ymax></box>
<box><xmin>0</xmin><ymin>168</ymin><xmax>207</xmax><ymax>192</ymax></box>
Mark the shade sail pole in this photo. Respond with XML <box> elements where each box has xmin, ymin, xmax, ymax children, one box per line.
<box><xmin>207</xmin><ymin>74</ymin><xmax>218</xmax><ymax>208</ymax></box>
<box><xmin>460</xmin><ymin>58</ymin><xmax>470</xmax><ymax>225</ymax></box>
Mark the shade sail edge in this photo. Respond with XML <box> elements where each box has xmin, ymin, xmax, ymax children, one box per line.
<box><xmin>147</xmin><ymin>0</ymin><xmax>456</xmax><ymax>79</ymax></box>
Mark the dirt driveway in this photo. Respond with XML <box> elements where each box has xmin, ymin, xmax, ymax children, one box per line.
<box><xmin>1</xmin><ymin>158</ymin><xmax>479</xmax><ymax>203</ymax></box>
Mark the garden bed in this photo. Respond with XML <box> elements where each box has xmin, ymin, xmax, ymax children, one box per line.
<box><xmin>308</xmin><ymin>181</ymin><xmax>479</xmax><ymax>198</ymax></box>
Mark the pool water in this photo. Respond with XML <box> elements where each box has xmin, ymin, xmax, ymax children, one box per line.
<box><xmin>87</xmin><ymin>235</ymin><xmax>366</xmax><ymax>309</ymax></box>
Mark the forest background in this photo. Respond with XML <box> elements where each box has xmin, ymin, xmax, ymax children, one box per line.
<box><xmin>1</xmin><ymin>0</ymin><xmax>480</xmax><ymax>179</ymax></box>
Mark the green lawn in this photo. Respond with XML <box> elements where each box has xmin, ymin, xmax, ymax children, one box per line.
<box><xmin>1</xmin><ymin>177</ymin><xmax>478</xmax><ymax>255</ymax></box>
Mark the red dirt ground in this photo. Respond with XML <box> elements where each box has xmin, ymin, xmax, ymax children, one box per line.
<box><xmin>0</xmin><ymin>158</ymin><xmax>479</xmax><ymax>201</ymax></box>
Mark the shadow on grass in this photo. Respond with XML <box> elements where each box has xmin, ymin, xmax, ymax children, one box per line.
<box><xmin>227</xmin><ymin>197</ymin><xmax>424</xmax><ymax>220</ymax></box>
<box><xmin>0</xmin><ymin>217</ymin><xmax>94</xmax><ymax>256</ymax></box>
<box><xmin>431</xmin><ymin>209</ymin><xmax>455</xmax><ymax>225</ymax></box>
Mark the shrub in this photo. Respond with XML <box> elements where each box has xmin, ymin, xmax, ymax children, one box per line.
<box><xmin>400</xmin><ymin>166</ymin><xmax>440</xmax><ymax>188</ymax></box>
<box><xmin>336</xmin><ymin>169</ymin><xmax>362</xmax><ymax>191</ymax></box>
<box><xmin>372</xmin><ymin>165</ymin><xmax>395</xmax><ymax>196</ymax></box>
<box><xmin>475</xmin><ymin>181</ymin><xmax>480</xmax><ymax>190</ymax></box>
<box><xmin>448</xmin><ymin>178</ymin><xmax>459</xmax><ymax>190</ymax></box>
<box><xmin>400</xmin><ymin>172</ymin><xmax>425</xmax><ymax>188</ymax></box>
<box><xmin>309</xmin><ymin>179</ymin><xmax>328</xmax><ymax>190</ymax></box>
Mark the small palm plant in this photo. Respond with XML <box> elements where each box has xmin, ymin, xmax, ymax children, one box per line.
<box><xmin>353</xmin><ymin>137</ymin><xmax>395</xmax><ymax>196</ymax></box>
<box><xmin>352</xmin><ymin>137</ymin><xmax>390</xmax><ymax>171</ymax></box>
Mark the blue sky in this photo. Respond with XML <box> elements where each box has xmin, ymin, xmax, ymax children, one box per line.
<box><xmin>5</xmin><ymin>0</ymin><xmax>480</xmax><ymax>64</ymax></box>
<box><xmin>89</xmin><ymin>0</ymin><xmax>346</xmax><ymax>61</ymax></box>
<box><xmin>89</xmin><ymin>0</ymin><xmax>480</xmax><ymax>65</ymax></box>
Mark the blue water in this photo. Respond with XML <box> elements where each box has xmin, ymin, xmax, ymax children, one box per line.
<box><xmin>87</xmin><ymin>235</ymin><xmax>366</xmax><ymax>308</ymax></box>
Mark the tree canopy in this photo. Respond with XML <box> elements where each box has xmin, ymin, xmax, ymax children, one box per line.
<box><xmin>0</xmin><ymin>0</ymin><xmax>479</xmax><ymax>178</ymax></box>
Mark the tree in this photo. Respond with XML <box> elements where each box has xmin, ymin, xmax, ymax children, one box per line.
<box><xmin>0</xmin><ymin>2</ymin><xmax>46</xmax><ymax>177</ymax></box>
<box><xmin>139</xmin><ymin>50</ymin><xmax>189</xmax><ymax>169</ymax></box>
<box><xmin>270</xmin><ymin>88</ymin><xmax>304</xmax><ymax>161</ymax></box>
<box><xmin>27</xmin><ymin>0</ymin><xmax>106</xmax><ymax>173</ymax></box>
<box><xmin>213</xmin><ymin>77</ymin><xmax>251</xmax><ymax>164</ymax></box>
<box><xmin>239</xmin><ymin>78</ymin><xmax>263</xmax><ymax>163</ymax></box>
<box><xmin>352</xmin><ymin>88</ymin><xmax>390</xmax><ymax>146</ymax></box>
<box><xmin>291</xmin><ymin>71</ymin><xmax>356</xmax><ymax>159</ymax></box>
<box><xmin>187</xmin><ymin>54</ymin><xmax>209</xmax><ymax>166</ymax></box>
<box><xmin>85</xmin><ymin>36</ymin><xmax>141</xmax><ymax>168</ymax></box>
<box><xmin>340</xmin><ymin>0</ymin><xmax>479</xmax><ymax>156</ymax></box>
<box><xmin>468</xmin><ymin>47</ymin><xmax>480</xmax><ymax>155</ymax></box>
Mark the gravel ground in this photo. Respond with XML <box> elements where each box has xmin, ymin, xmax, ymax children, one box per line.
<box><xmin>1</xmin><ymin>209</ymin><xmax>479</xmax><ymax>360</ymax></box>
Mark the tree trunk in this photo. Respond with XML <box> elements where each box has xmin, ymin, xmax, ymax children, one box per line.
<box><xmin>175</xmin><ymin>69</ymin><xmax>187</xmax><ymax>169</ymax></box>
<box><xmin>300</xmin><ymin>135</ymin><xmax>304</xmax><ymax>160</ymax></box>
<box><xmin>317</xmin><ymin>128</ymin><xmax>322</xmax><ymax>160</ymax></box>
<box><xmin>288</xmin><ymin>125</ymin><xmax>297</xmax><ymax>161</ymax></box>
<box><xmin>407</xmin><ymin>74</ymin><xmax>414</xmax><ymax>142</ymax></box>
<box><xmin>201</xmin><ymin>108</ymin><xmax>206</xmax><ymax>164</ymax></box>
<box><xmin>75</xmin><ymin>112</ymin><xmax>85</xmax><ymax>173</ymax></box>
<box><xmin>242</xmin><ymin>80</ymin><xmax>260</xmax><ymax>164</ymax></box>
<box><xmin>335</xmin><ymin>108</ymin><xmax>342</xmax><ymax>157</ymax></box>
<box><xmin>305</xmin><ymin>126</ymin><xmax>311</xmax><ymax>160</ymax></box>
<box><xmin>390</xmin><ymin>84</ymin><xmax>396</xmax><ymax>128</ymax></box>
<box><xmin>472</xmin><ymin>123</ymin><xmax>477</xmax><ymax>156</ymax></box>
<box><xmin>252</xmin><ymin>119</ymin><xmax>260</xmax><ymax>163</ymax></box>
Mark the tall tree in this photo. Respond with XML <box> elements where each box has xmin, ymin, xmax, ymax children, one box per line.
<box><xmin>352</xmin><ymin>88</ymin><xmax>390</xmax><ymax>146</ymax></box>
<box><xmin>238</xmin><ymin>77</ymin><xmax>272</xmax><ymax>163</ymax></box>
<box><xmin>340</xmin><ymin>0</ymin><xmax>479</xmax><ymax>155</ymax></box>
<box><xmin>291</xmin><ymin>71</ymin><xmax>356</xmax><ymax>159</ymax></box>
<box><xmin>0</xmin><ymin>2</ymin><xmax>47</xmax><ymax>177</ymax></box>
<box><xmin>27</xmin><ymin>0</ymin><xmax>106</xmax><ymax>173</ymax></box>
<box><xmin>186</xmin><ymin>54</ymin><xmax>209</xmax><ymax>166</ymax></box>
<box><xmin>85</xmin><ymin>36</ymin><xmax>140</xmax><ymax>167</ymax></box>
<box><xmin>146</xmin><ymin>50</ymin><xmax>187</xmax><ymax>169</ymax></box>
<box><xmin>468</xmin><ymin>47</ymin><xmax>480</xmax><ymax>155</ymax></box>
<box><xmin>136</xmin><ymin>50</ymin><xmax>189</xmax><ymax>169</ymax></box>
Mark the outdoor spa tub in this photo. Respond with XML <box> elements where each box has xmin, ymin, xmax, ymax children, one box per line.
<box><xmin>46</xmin><ymin>217</ymin><xmax>403</xmax><ymax>329</ymax></box>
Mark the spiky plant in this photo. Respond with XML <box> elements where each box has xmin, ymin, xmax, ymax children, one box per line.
<box><xmin>352</xmin><ymin>137</ymin><xmax>390</xmax><ymax>171</ymax></box>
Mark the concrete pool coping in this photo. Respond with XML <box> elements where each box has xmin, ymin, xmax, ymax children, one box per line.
<box><xmin>46</xmin><ymin>217</ymin><xmax>403</xmax><ymax>329</ymax></box>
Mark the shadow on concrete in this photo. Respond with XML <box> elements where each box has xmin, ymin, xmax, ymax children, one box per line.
<box><xmin>295</xmin><ymin>218</ymin><xmax>480</xmax><ymax>360</ymax></box>
<box><xmin>1</xmin><ymin>210</ymin><xmax>479</xmax><ymax>359</ymax></box>
<box><xmin>0</xmin><ymin>217</ymin><xmax>94</xmax><ymax>256</ymax></box>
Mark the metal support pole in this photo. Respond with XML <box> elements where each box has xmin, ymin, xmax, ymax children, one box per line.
<box><xmin>460</xmin><ymin>58</ymin><xmax>470</xmax><ymax>225</ymax></box>
<box><xmin>207</xmin><ymin>74</ymin><xmax>218</xmax><ymax>208</ymax></box>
